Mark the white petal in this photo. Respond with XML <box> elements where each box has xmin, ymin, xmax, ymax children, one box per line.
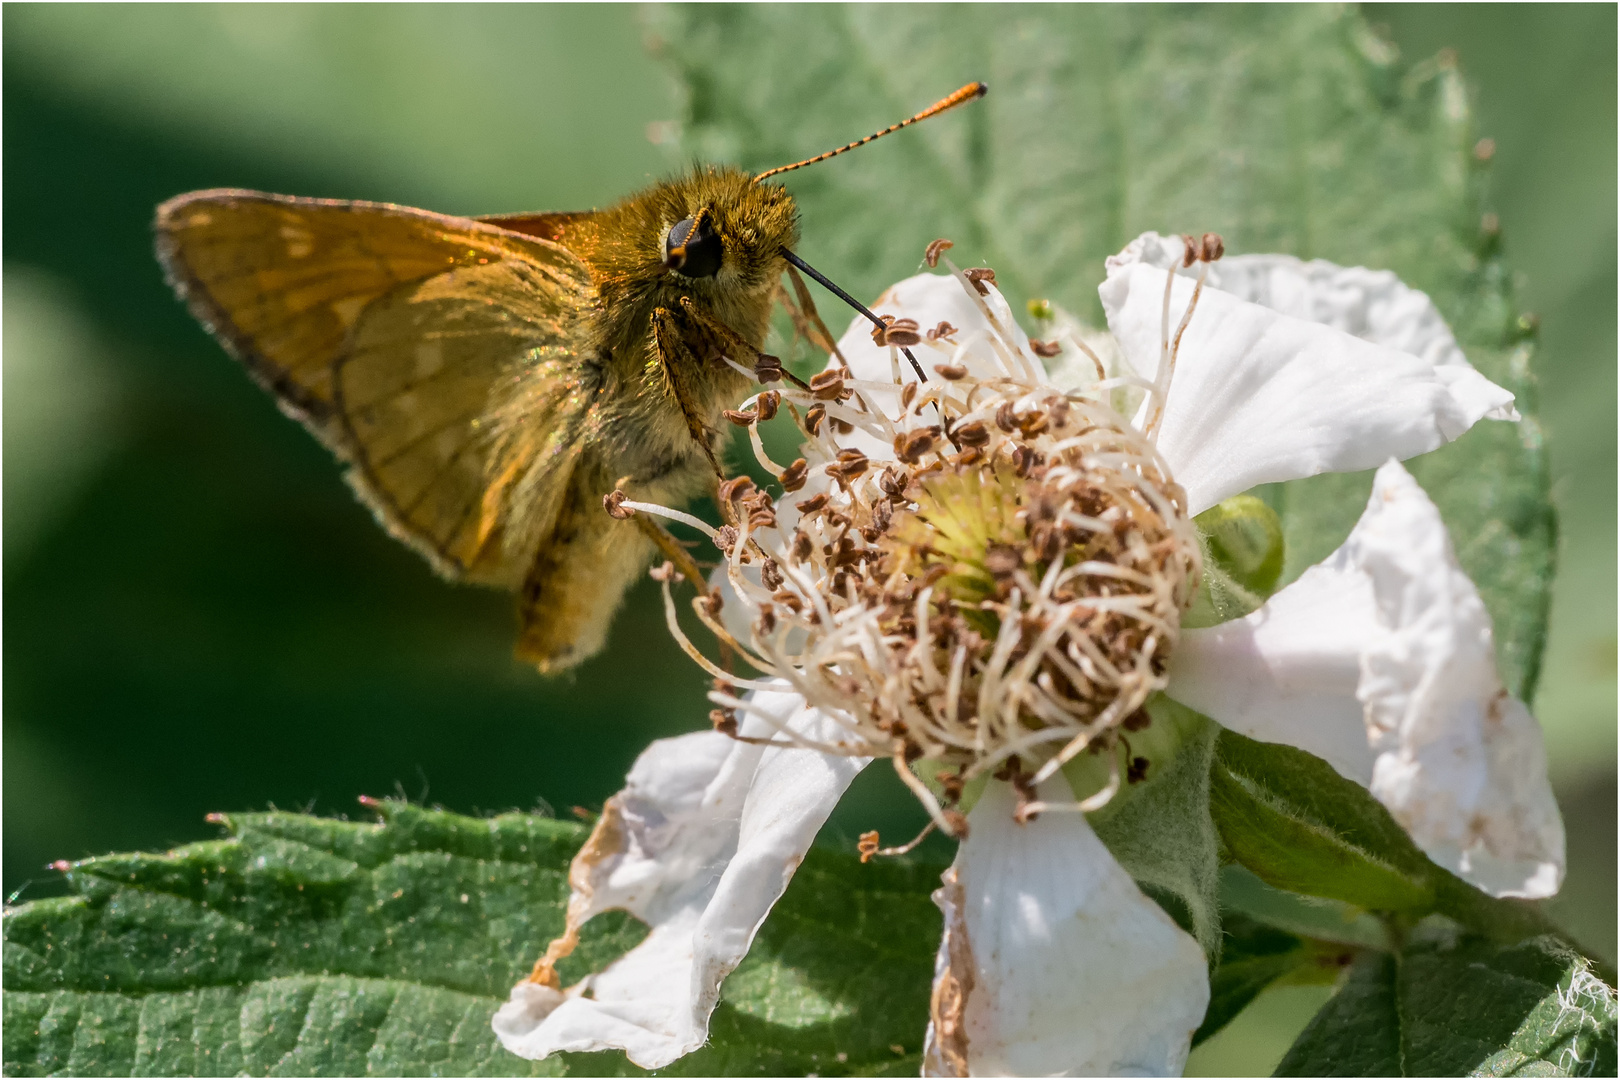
<box><xmin>1099</xmin><ymin>234</ymin><xmax>1516</xmax><ymax>514</ymax></box>
<box><xmin>493</xmin><ymin>691</ymin><xmax>869</xmax><ymax>1068</ymax></box>
<box><xmin>833</xmin><ymin>272</ymin><xmax>1033</xmax><ymax>383</ymax></box>
<box><xmin>1169</xmin><ymin>461</ymin><xmax>1564</xmax><ymax>898</ymax></box>
<box><xmin>1111</xmin><ymin>233</ymin><xmax>1517</xmax><ymax>422</ymax></box>
<box><xmin>1165</xmin><ymin>536</ymin><xmax>1380</xmax><ymax>785</ymax></box>
<box><xmin>923</xmin><ymin>780</ymin><xmax>1208</xmax><ymax>1077</ymax></box>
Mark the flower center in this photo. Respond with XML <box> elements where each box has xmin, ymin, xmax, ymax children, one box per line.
<box><xmin>738</xmin><ymin>377</ymin><xmax>1199</xmax><ymax>825</ymax></box>
<box><xmin>619</xmin><ymin>241</ymin><xmax>1221</xmax><ymax>833</ymax></box>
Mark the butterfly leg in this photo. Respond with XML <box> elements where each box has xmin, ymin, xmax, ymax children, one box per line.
<box><xmin>783</xmin><ymin>263</ymin><xmax>850</xmax><ymax>367</ymax></box>
<box><xmin>650</xmin><ymin>307</ymin><xmax>726</xmax><ymax>481</ymax></box>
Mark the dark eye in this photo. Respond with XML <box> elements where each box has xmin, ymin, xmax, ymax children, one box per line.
<box><xmin>663</xmin><ymin>214</ymin><xmax>723</xmax><ymax>278</ymax></box>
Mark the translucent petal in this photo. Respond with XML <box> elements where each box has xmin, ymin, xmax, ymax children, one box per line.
<box><xmin>923</xmin><ymin>780</ymin><xmax>1208</xmax><ymax>1077</ymax></box>
<box><xmin>493</xmin><ymin>690</ymin><xmax>868</xmax><ymax>1068</ymax></box>
<box><xmin>1169</xmin><ymin>461</ymin><xmax>1564</xmax><ymax>898</ymax></box>
<box><xmin>1099</xmin><ymin>233</ymin><xmax>1516</xmax><ymax>514</ymax></box>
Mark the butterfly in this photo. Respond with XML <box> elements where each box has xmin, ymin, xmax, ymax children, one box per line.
<box><xmin>154</xmin><ymin>83</ymin><xmax>985</xmax><ymax>672</ymax></box>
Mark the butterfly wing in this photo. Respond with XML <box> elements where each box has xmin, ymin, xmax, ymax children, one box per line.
<box><xmin>155</xmin><ymin>190</ymin><xmax>598</xmax><ymax>586</ymax></box>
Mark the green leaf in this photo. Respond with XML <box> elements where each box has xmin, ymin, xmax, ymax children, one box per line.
<box><xmin>1194</xmin><ymin>914</ymin><xmax>1354</xmax><ymax>1048</ymax></box>
<box><xmin>1275</xmin><ymin>932</ymin><xmax>1617</xmax><ymax>1077</ymax></box>
<box><xmin>3</xmin><ymin>801</ymin><xmax>940</xmax><ymax>1077</ymax></box>
<box><xmin>652</xmin><ymin>4</ymin><xmax>1553</xmax><ymax>697</ymax></box>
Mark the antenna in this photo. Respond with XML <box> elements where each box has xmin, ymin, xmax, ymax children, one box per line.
<box><xmin>753</xmin><ymin>82</ymin><xmax>987</xmax><ymax>183</ymax></box>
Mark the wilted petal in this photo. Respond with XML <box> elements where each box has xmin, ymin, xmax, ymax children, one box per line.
<box><xmin>493</xmin><ymin>690</ymin><xmax>868</xmax><ymax>1068</ymax></box>
<box><xmin>1168</xmin><ymin>461</ymin><xmax>1564</xmax><ymax>898</ymax></box>
<box><xmin>923</xmin><ymin>780</ymin><xmax>1208</xmax><ymax>1077</ymax></box>
<box><xmin>1099</xmin><ymin>233</ymin><xmax>1516</xmax><ymax>514</ymax></box>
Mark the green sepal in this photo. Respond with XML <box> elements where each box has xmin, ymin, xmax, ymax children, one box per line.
<box><xmin>1184</xmin><ymin>495</ymin><xmax>1287</xmax><ymax>629</ymax></box>
<box><xmin>1079</xmin><ymin>697</ymin><xmax>1224</xmax><ymax>960</ymax></box>
<box><xmin>1210</xmin><ymin>730</ymin><xmax>1438</xmax><ymax>914</ymax></box>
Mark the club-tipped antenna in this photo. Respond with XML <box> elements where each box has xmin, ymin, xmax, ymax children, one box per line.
<box><xmin>753</xmin><ymin>82</ymin><xmax>987</xmax><ymax>183</ymax></box>
<box><xmin>783</xmin><ymin>250</ymin><xmax>929</xmax><ymax>384</ymax></box>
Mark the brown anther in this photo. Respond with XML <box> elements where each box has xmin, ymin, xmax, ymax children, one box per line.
<box><xmin>936</xmin><ymin>769</ymin><xmax>966</xmax><ymax>802</ymax></box>
<box><xmin>795</xmin><ymin>491</ymin><xmax>830</xmax><ymax>514</ymax></box>
<box><xmin>710</xmin><ymin>708</ymin><xmax>739</xmax><ymax>738</ymax></box>
<box><xmin>718</xmin><ymin>476</ymin><xmax>756</xmax><ymax>506</ymax></box>
<box><xmin>953</xmin><ymin>420</ymin><xmax>990</xmax><ymax>447</ymax></box>
<box><xmin>779</xmin><ymin>457</ymin><xmax>810</xmax><ymax>492</ymax></box>
<box><xmin>1046</xmin><ymin>397</ymin><xmax>1071</xmax><ymax>427</ymax></box>
<box><xmin>1017</xmin><ymin>411</ymin><xmax>1050</xmax><ymax>437</ymax></box>
<box><xmin>700</xmin><ymin>589</ymin><xmax>724</xmax><ymax>618</ymax></box>
<box><xmin>749</xmin><ymin>508</ymin><xmax>777</xmax><ymax>530</ymax></box>
<box><xmin>984</xmin><ymin>544</ymin><xmax>1021</xmax><ymax>578</ymax></box>
<box><xmin>754</xmin><ymin>355</ymin><xmax>784</xmax><ymax>382</ymax></box>
<box><xmin>879</xmin><ymin>465</ymin><xmax>911</xmax><ymax>500</ymax></box>
<box><xmin>900</xmin><ymin>381</ymin><xmax>919</xmax><ymax>409</ymax></box>
<box><xmin>1029</xmin><ymin>338</ymin><xmax>1062</xmax><ymax>358</ymax></box>
<box><xmin>756</xmin><ymin>390</ymin><xmax>781</xmax><ymax>422</ymax></box>
<box><xmin>934</xmin><ymin>363</ymin><xmax>968</xmax><ymax>380</ymax></box>
<box><xmin>1180</xmin><ymin>234</ymin><xmax>1199</xmax><ymax>268</ymax></box>
<box><xmin>792</xmin><ymin>531</ymin><xmax>814</xmax><ymax>561</ymax></box>
<box><xmin>995</xmin><ymin>401</ymin><xmax>1018</xmax><ymax>432</ymax></box>
<box><xmin>858</xmin><ymin>830</ymin><xmax>882</xmax><ymax>863</ymax></box>
<box><xmin>723</xmin><ymin>408</ymin><xmax>757</xmax><ymax>427</ymax></box>
<box><xmin>714</xmin><ymin>524</ymin><xmax>739</xmax><ymax>553</ymax></box>
<box><xmin>941</xmin><ymin>809</ymin><xmax>970</xmax><ymax>839</ymax></box>
<box><xmin>924</xmin><ymin>238</ymin><xmax>954</xmax><ymax>268</ymax></box>
<box><xmin>804</xmin><ymin>403</ymin><xmax>827</xmax><ymax>435</ymax></box>
<box><xmin>963</xmin><ymin>267</ymin><xmax>997</xmax><ymax>295</ymax></box>
<box><xmin>871</xmin><ymin>316</ymin><xmax>922</xmax><ymax>348</ymax></box>
<box><xmin>1010</xmin><ymin>444</ymin><xmax>1039</xmax><ymax>477</ymax></box>
<box><xmin>832</xmin><ymin>417</ymin><xmax>856</xmax><ymax>435</ymax></box>
<box><xmin>760</xmin><ymin>558</ymin><xmax>784</xmax><ymax>590</ymax></box>
<box><xmin>1201</xmin><ymin>232</ymin><xmax>1225</xmax><ymax>261</ymax></box>
<box><xmin>926</xmin><ymin>320</ymin><xmax>959</xmax><ymax>342</ymax></box>
<box><xmin>808</xmin><ymin>369</ymin><xmax>847</xmax><ymax>400</ymax></box>
<box><xmin>871</xmin><ymin>499</ymin><xmax>893</xmax><ymax>534</ymax></box>
<box><xmin>649</xmin><ymin>560</ymin><xmax>675</xmax><ymax>582</ymax></box>
<box><xmin>896</xmin><ymin>428</ymin><xmax>937</xmax><ymax>464</ymax></box>
<box><xmin>603</xmin><ymin>489</ymin><xmax>635</xmax><ymax>519</ymax></box>
<box><xmin>1127</xmin><ymin>756</ymin><xmax>1151</xmax><ymax>784</ymax></box>
<box><xmin>1122</xmin><ymin>708</ymin><xmax>1152</xmax><ymax>732</ymax></box>
<box><xmin>757</xmin><ymin>603</ymin><xmax>776</xmax><ymax>635</ymax></box>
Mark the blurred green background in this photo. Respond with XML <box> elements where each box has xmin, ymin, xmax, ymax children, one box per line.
<box><xmin>4</xmin><ymin>3</ymin><xmax>1613</xmax><ymax>1070</ymax></box>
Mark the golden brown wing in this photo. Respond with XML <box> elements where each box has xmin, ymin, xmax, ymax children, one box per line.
<box><xmin>155</xmin><ymin>189</ymin><xmax>598</xmax><ymax>585</ymax></box>
<box><xmin>336</xmin><ymin>260</ymin><xmax>598</xmax><ymax>585</ymax></box>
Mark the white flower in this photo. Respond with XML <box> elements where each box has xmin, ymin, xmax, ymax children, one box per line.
<box><xmin>494</xmin><ymin>234</ymin><xmax>1560</xmax><ymax>1076</ymax></box>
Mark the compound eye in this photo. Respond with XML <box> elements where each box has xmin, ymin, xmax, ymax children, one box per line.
<box><xmin>663</xmin><ymin>213</ymin><xmax>723</xmax><ymax>278</ymax></box>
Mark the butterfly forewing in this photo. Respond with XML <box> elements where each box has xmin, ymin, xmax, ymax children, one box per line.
<box><xmin>338</xmin><ymin>261</ymin><xmax>594</xmax><ymax>584</ymax></box>
<box><xmin>155</xmin><ymin>190</ymin><xmax>597</xmax><ymax>584</ymax></box>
